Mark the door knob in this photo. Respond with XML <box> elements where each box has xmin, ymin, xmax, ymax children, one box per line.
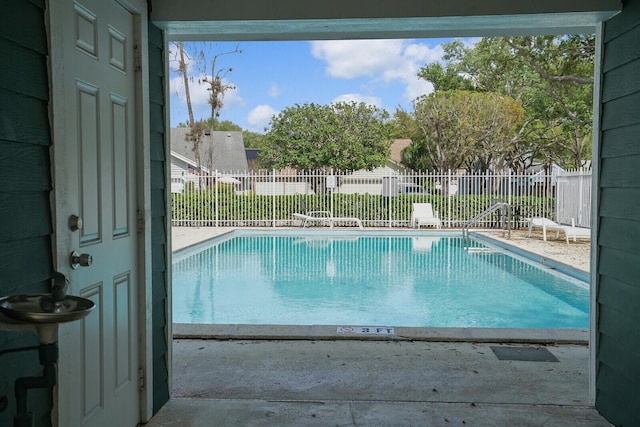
<box><xmin>68</xmin><ymin>215</ymin><xmax>83</xmax><ymax>232</ymax></box>
<box><xmin>71</xmin><ymin>251</ymin><xmax>92</xmax><ymax>269</ymax></box>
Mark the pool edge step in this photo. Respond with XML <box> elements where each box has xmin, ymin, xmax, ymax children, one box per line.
<box><xmin>172</xmin><ymin>323</ymin><xmax>589</xmax><ymax>345</ymax></box>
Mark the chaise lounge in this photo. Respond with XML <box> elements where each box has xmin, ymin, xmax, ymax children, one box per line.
<box><xmin>411</xmin><ymin>203</ymin><xmax>442</xmax><ymax>229</ymax></box>
<box><xmin>527</xmin><ymin>217</ymin><xmax>591</xmax><ymax>244</ymax></box>
<box><xmin>293</xmin><ymin>210</ymin><xmax>363</xmax><ymax>229</ymax></box>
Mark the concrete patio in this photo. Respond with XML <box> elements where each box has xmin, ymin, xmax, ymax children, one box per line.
<box><xmin>146</xmin><ymin>338</ymin><xmax>609</xmax><ymax>426</ymax></box>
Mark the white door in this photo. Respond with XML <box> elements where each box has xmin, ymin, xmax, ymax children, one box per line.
<box><xmin>51</xmin><ymin>0</ymin><xmax>141</xmax><ymax>425</ymax></box>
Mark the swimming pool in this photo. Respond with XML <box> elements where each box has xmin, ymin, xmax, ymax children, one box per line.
<box><xmin>172</xmin><ymin>231</ymin><xmax>589</xmax><ymax>329</ymax></box>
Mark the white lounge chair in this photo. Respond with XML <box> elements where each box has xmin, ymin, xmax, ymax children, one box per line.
<box><xmin>293</xmin><ymin>210</ymin><xmax>363</xmax><ymax>229</ymax></box>
<box><xmin>527</xmin><ymin>217</ymin><xmax>591</xmax><ymax>244</ymax></box>
<box><xmin>563</xmin><ymin>218</ymin><xmax>592</xmax><ymax>242</ymax></box>
<box><xmin>411</xmin><ymin>203</ymin><xmax>442</xmax><ymax>229</ymax></box>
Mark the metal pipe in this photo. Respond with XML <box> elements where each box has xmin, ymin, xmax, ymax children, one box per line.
<box><xmin>12</xmin><ymin>343</ymin><xmax>58</xmax><ymax>427</ymax></box>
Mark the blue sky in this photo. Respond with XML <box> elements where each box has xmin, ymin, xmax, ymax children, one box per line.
<box><xmin>169</xmin><ymin>38</ymin><xmax>473</xmax><ymax>133</ymax></box>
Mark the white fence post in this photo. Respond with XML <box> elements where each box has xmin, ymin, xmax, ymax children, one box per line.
<box><xmin>272</xmin><ymin>169</ymin><xmax>277</xmax><ymax>228</ymax></box>
<box><xmin>330</xmin><ymin>168</ymin><xmax>335</xmax><ymax>220</ymax></box>
<box><xmin>388</xmin><ymin>169</ymin><xmax>392</xmax><ymax>228</ymax></box>
<box><xmin>215</xmin><ymin>170</ymin><xmax>219</xmax><ymax>228</ymax></box>
<box><xmin>447</xmin><ymin>169</ymin><xmax>452</xmax><ymax>228</ymax></box>
<box><xmin>578</xmin><ymin>168</ymin><xmax>584</xmax><ymax>226</ymax></box>
<box><xmin>555</xmin><ymin>167</ymin><xmax>592</xmax><ymax>228</ymax></box>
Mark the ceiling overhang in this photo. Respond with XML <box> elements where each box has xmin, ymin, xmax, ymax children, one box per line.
<box><xmin>150</xmin><ymin>0</ymin><xmax>621</xmax><ymax>40</ymax></box>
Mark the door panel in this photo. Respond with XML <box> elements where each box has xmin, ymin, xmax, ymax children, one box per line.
<box><xmin>114</xmin><ymin>272</ymin><xmax>132</xmax><ymax>391</ymax></box>
<box><xmin>53</xmin><ymin>0</ymin><xmax>140</xmax><ymax>425</ymax></box>
<box><xmin>81</xmin><ymin>283</ymin><xmax>103</xmax><ymax>420</ymax></box>
<box><xmin>77</xmin><ymin>82</ymin><xmax>102</xmax><ymax>246</ymax></box>
<box><xmin>111</xmin><ymin>96</ymin><xmax>131</xmax><ymax>239</ymax></box>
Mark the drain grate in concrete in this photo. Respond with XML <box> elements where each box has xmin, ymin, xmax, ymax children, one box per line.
<box><xmin>490</xmin><ymin>346</ymin><xmax>559</xmax><ymax>362</ymax></box>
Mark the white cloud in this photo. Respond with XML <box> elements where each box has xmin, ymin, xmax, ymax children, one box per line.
<box><xmin>310</xmin><ymin>40</ymin><xmax>405</xmax><ymax>79</ymax></box>
<box><xmin>247</xmin><ymin>105</ymin><xmax>278</xmax><ymax>132</ymax></box>
<box><xmin>460</xmin><ymin>37</ymin><xmax>481</xmax><ymax>49</ymax></box>
<box><xmin>268</xmin><ymin>82</ymin><xmax>280</xmax><ymax>97</ymax></box>
<box><xmin>404</xmin><ymin>79</ymin><xmax>434</xmax><ymax>103</ymax></box>
<box><xmin>310</xmin><ymin>39</ymin><xmax>447</xmax><ymax>103</ymax></box>
<box><xmin>331</xmin><ymin>94</ymin><xmax>382</xmax><ymax>108</ymax></box>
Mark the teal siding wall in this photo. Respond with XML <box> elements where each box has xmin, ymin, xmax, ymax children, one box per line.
<box><xmin>148</xmin><ymin>22</ymin><xmax>171</xmax><ymax>414</ymax></box>
<box><xmin>597</xmin><ymin>0</ymin><xmax>640</xmax><ymax>425</ymax></box>
<box><xmin>0</xmin><ymin>0</ymin><xmax>54</xmax><ymax>426</ymax></box>
<box><xmin>0</xmin><ymin>2</ymin><xmax>170</xmax><ymax>424</ymax></box>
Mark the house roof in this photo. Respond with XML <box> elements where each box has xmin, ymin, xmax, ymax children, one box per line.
<box><xmin>170</xmin><ymin>128</ymin><xmax>249</xmax><ymax>172</ymax></box>
<box><xmin>170</xmin><ymin>149</ymin><xmax>205</xmax><ymax>172</ymax></box>
<box><xmin>245</xmin><ymin>148</ymin><xmax>260</xmax><ymax>161</ymax></box>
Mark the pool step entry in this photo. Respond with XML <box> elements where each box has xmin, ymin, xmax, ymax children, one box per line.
<box><xmin>466</xmin><ymin>247</ymin><xmax>505</xmax><ymax>255</ymax></box>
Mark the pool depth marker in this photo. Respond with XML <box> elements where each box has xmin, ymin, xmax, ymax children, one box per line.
<box><xmin>337</xmin><ymin>326</ymin><xmax>395</xmax><ymax>335</ymax></box>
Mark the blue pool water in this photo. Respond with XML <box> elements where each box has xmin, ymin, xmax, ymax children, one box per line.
<box><xmin>172</xmin><ymin>232</ymin><xmax>589</xmax><ymax>328</ymax></box>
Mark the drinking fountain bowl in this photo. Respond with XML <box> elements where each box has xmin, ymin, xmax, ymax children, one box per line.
<box><xmin>0</xmin><ymin>294</ymin><xmax>95</xmax><ymax>324</ymax></box>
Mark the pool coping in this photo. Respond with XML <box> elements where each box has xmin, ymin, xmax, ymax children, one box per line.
<box><xmin>173</xmin><ymin>323</ymin><xmax>588</xmax><ymax>344</ymax></box>
<box><xmin>471</xmin><ymin>232</ymin><xmax>590</xmax><ymax>283</ymax></box>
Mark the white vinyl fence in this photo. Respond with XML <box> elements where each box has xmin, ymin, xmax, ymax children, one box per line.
<box><xmin>170</xmin><ymin>169</ymin><xmax>592</xmax><ymax>229</ymax></box>
<box><xmin>555</xmin><ymin>168</ymin><xmax>592</xmax><ymax>228</ymax></box>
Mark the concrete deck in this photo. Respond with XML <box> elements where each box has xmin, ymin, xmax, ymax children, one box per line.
<box><xmin>147</xmin><ymin>338</ymin><xmax>608</xmax><ymax>426</ymax></box>
<box><xmin>145</xmin><ymin>227</ymin><xmax>610</xmax><ymax>426</ymax></box>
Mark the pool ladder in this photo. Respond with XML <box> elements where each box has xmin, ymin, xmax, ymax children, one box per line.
<box><xmin>462</xmin><ymin>201</ymin><xmax>512</xmax><ymax>239</ymax></box>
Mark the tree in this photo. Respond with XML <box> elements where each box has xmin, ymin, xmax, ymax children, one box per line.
<box><xmin>185</xmin><ymin>120</ymin><xmax>205</xmax><ymax>179</ymax></box>
<box><xmin>408</xmin><ymin>91</ymin><xmax>524</xmax><ymax>172</ymax></box>
<box><xmin>504</xmin><ymin>35</ymin><xmax>594</xmax><ymax>169</ymax></box>
<box><xmin>170</xmin><ymin>42</ymin><xmax>206</xmax><ymax>175</ymax></box>
<box><xmin>170</xmin><ymin>43</ymin><xmax>244</xmax><ymax>174</ymax></box>
<box><xmin>169</xmin><ymin>42</ymin><xmax>206</xmax><ymax>128</ymax></box>
<box><xmin>242</xmin><ymin>130</ymin><xmax>266</xmax><ymax>150</ymax></box>
<box><xmin>416</xmin><ymin>36</ymin><xmax>594</xmax><ymax>170</ymax></box>
<box><xmin>417</xmin><ymin>61</ymin><xmax>477</xmax><ymax>92</ymax></box>
<box><xmin>202</xmin><ymin>45</ymin><xmax>242</xmax><ymax>130</ymax></box>
<box><xmin>199</xmin><ymin>118</ymin><xmax>242</xmax><ymax>131</ymax></box>
<box><xmin>259</xmin><ymin>102</ymin><xmax>392</xmax><ymax>171</ymax></box>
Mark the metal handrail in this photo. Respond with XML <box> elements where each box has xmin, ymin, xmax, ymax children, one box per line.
<box><xmin>462</xmin><ymin>202</ymin><xmax>511</xmax><ymax>239</ymax></box>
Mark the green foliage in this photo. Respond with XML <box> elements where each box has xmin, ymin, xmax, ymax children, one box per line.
<box><xmin>242</xmin><ymin>130</ymin><xmax>266</xmax><ymax>149</ymax></box>
<box><xmin>407</xmin><ymin>90</ymin><xmax>524</xmax><ymax>172</ymax></box>
<box><xmin>215</xmin><ymin>183</ymin><xmax>236</xmax><ymax>194</ymax></box>
<box><xmin>171</xmin><ymin>193</ymin><xmax>551</xmax><ymax>226</ymax></box>
<box><xmin>417</xmin><ymin>61</ymin><xmax>477</xmax><ymax>92</ymax></box>
<box><xmin>259</xmin><ymin>101</ymin><xmax>393</xmax><ymax>171</ymax></box>
<box><xmin>183</xmin><ymin>181</ymin><xmax>196</xmax><ymax>193</ymax></box>
<box><xmin>197</xmin><ymin>118</ymin><xmax>243</xmax><ymax>131</ymax></box>
<box><xmin>413</xmin><ymin>36</ymin><xmax>594</xmax><ymax>171</ymax></box>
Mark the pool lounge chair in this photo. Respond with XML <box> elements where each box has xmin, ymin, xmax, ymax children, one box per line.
<box><xmin>563</xmin><ymin>218</ymin><xmax>592</xmax><ymax>242</ymax></box>
<box><xmin>411</xmin><ymin>203</ymin><xmax>442</xmax><ymax>229</ymax></box>
<box><xmin>293</xmin><ymin>211</ymin><xmax>363</xmax><ymax>229</ymax></box>
<box><xmin>527</xmin><ymin>217</ymin><xmax>591</xmax><ymax>244</ymax></box>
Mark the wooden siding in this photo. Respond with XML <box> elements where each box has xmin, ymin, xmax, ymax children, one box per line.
<box><xmin>597</xmin><ymin>0</ymin><xmax>640</xmax><ymax>425</ymax></box>
<box><xmin>148</xmin><ymin>22</ymin><xmax>171</xmax><ymax>414</ymax></box>
<box><xmin>0</xmin><ymin>1</ymin><xmax>54</xmax><ymax>426</ymax></box>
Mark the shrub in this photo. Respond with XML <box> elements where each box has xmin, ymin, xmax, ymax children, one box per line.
<box><xmin>171</xmin><ymin>192</ymin><xmax>553</xmax><ymax>227</ymax></box>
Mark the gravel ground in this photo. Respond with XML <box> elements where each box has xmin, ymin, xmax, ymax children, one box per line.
<box><xmin>480</xmin><ymin>228</ymin><xmax>591</xmax><ymax>273</ymax></box>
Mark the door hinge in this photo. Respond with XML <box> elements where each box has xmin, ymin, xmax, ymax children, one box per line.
<box><xmin>137</xmin><ymin>210</ymin><xmax>145</xmax><ymax>234</ymax></box>
<box><xmin>138</xmin><ymin>368</ymin><xmax>145</xmax><ymax>391</ymax></box>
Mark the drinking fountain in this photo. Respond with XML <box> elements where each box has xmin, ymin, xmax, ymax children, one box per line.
<box><xmin>0</xmin><ymin>272</ymin><xmax>95</xmax><ymax>427</ymax></box>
